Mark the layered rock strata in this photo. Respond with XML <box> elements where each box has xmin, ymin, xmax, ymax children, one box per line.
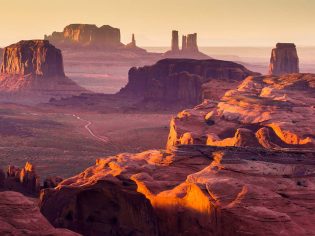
<box><xmin>0</xmin><ymin>40</ymin><xmax>86</xmax><ymax>100</ymax></box>
<box><xmin>167</xmin><ymin>73</ymin><xmax>315</xmax><ymax>150</ymax></box>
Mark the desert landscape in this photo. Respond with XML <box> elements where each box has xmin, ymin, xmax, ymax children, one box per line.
<box><xmin>0</xmin><ymin>1</ymin><xmax>314</xmax><ymax>235</ymax></box>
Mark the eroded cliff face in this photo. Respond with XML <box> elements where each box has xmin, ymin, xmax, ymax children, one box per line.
<box><xmin>269</xmin><ymin>43</ymin><xmax>299</xmax><ymax>76</ymax></box>
<box><xmin>0</xmin><ymin>40</ymin><xmax>86</xmax><ymax>100</ymax></box>
<box><xmin>39</xmin><ymin>147</ymin><xmax>315</xmax><ymax>236</ymax></box>
<box><xmin>45</xmin><ymin>24</ymin><xmax>123</xmax><ymax>48</ymax></box>
<box><xmin>119</xmin><ymin>58</ymin><xmax>259</xmax><ymax>106</ymax></box>
<box><xmin>1</xmin><ymin>40</ymin><xmax>65</xmax><ymax>77</ymax></box>
<box><xmin>167</xmin><ymin>73</ymin><xmax>315</xmax><ymax>151</ymax></box>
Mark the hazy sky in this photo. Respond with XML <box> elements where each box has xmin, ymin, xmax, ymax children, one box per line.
<box><xmin>0</xmin><ymin>0</ymin><xmax>314</xmax><ymax>47</ymax></box>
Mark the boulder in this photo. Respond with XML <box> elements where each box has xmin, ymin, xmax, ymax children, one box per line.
<box><xmin>269</xmin><ymin>43</ymin><xmax>299</xmax><ymax>76</ymax></box>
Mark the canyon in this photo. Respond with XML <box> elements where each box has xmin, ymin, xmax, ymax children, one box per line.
<box><xmin>38</xmin><ymin>72</ymin><xmax>315</xmax><ymax>236</ymax></box>
<box><xmin>0</xmin><ymin>19</ymin><xmax>314</xmax><ymax>236</ymax></box>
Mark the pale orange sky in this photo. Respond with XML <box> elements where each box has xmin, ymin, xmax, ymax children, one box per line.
<box><xmin>0</xmin><ymin>0</ymin><xmax>314</xmax><ymax>47</ymax></box>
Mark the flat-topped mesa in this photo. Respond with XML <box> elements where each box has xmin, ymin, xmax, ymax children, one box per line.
<box><xmin>0</xmin><ymin>40</ymin><xmax>86</xmax><ymax>99</ymax></box>
<box><xmin>45</xmin><ymin>24</ymin><xmax>123</xmax><ymax>48</ymax></box>
<box><xmin>171</xmin><ymin>30</ymin><xmax>179</xmax><ymax>52</ymax></box>
<box><xmin>1</xmin><ymin>40</ymin><xmax>65</xmax><ymax>78</ymax></box>
<box><xmin>119</xmin><ymin>58</ymin><xmax>260</xmax><ymax>106</ymax></box>
<box><xmin>269</xmin><ymin>43</ymin><xmax>299</xmax><ymax>76</ymax></box>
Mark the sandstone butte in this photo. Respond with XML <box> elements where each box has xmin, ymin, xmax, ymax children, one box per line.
<box><xmin>269</xmin><ymin>43</ymin><xmax>299</xmax><ymax>76</ymax></box>
<box><xmin>39</xmin><ymin>73</ymin><xmax>315</xmax><ymax>236</ymax></box>
<box><xmin>0</xmin><ymin>40</ymin><xmax>86</xmax><ymax>100</ymax></box>
<box><xmin>119</xmin><ymin>58</ymin><xmax>260</xmax><ymax>106</ymax></box>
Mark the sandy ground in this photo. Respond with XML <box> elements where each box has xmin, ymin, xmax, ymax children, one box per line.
<box><xmin>0</xmin><ymin>104</ymin><xmax>172</xmax><ymax>178</ymax></box>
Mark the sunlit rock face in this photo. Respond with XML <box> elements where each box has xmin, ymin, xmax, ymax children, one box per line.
<box><xmin>1</xmin><ymin>40</ymin><xmax>65</xmax><ymax>77</ymax></box>
<box><xmin>0</xmin><ymin>191</ymin><xmax>79</xmax><ymax>235</ymax></box>
<box><xmin>39</xmin><ymin>146</ymin><xmax>315</xmax><ymax>236</ymax></box>
<box><xmin>45</xmin><ymin>24</ymin><xmax>123</xmax><ymax>48</ymax></box>
<box><xmin>7</xmin><ymin>162</ymin><xmax>40</xmax><ymax>193</ymax></box>
<box><xmin>269</xmin><ymin>43</ymin><xmax>299</xmax><ymax>76</ymax></box>
<box><xmin>0</xmin><ymin>40</ymin><xmax>86</xmax><ymax>99</ymax></box>
<box><xmin>119</xmin><ymin>58</ymin><xmax>259</xmax><ymax>106</ymax></box>
<box><xmin>167</xmin><ymin>73</ymin><xmax>315</xmax><ymax>151</ymax></box>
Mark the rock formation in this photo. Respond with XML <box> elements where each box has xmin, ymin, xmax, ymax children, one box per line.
<box><xmin>269</xmin><ymin>43</ymin><xmax>299</xmax><ymax>76</ymax></box>
<box><xmin>45</xmin><ymin>24</ymin><xmax>123</xmax><ymax>48</ymax></box>
<box><xmin>125</xmin><ymin>34</ymin><xmax>147</xmax><ymax>53</ymax></box>
<box><xmin>39</xmin><ymin>72</ymin><xmax>315</xmax><ymax>236</ymax></box>
<box><xmin>167</xmin><ymin>73</ymin><xmax>315</xmax><ymax>150</ymax></box>
<box><xmin>1</xmin><ymin>40</ymin><xmax>65</xmax><ymax>77</ymax></box>
<box><xmin>183</xmin><ymin>33</ymin><xmax>198</xmax><ymax>52</ymax></box>
<box><xmin>0</xmin><ymin>191</ymin><xmax>79</xmax><ymax>235</ymax></box>
<box><xmin>7</xmin><ymin>162</ymin><xmax>40</xmax><ymax>193</ymax></box>
<box><xmin>40</xmin><ymin>175</ymin><xmax>159</xmax><ymax>236</ymax></box>
<box><xmin>171</xmin><ymin>30</ymin><xmax>179</xmax><ymax>52</ymax></box>
<box><xmin>164</xmin><ymin>31</ymin><xmax>210</xmax><ymax>59</ymax></box>
<box><xmin>39</xmin><ymin>146</ymin><xmax>315</xmax><ymax>236</ymax></box>
<box><xmin>0</xmin><ymin>40</ymin><xmax>86</xmax><ymax>101</ymax></box>
<box><xmin>119</xmin><ymin>58</ymin><xmax>260</xmax><ymax>105</ymax></box>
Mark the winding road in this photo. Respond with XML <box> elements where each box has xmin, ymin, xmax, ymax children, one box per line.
<box><xmin>71</xmin><ymin>114</ymin><xmax>109</xmax><ymax>144</ymax></box>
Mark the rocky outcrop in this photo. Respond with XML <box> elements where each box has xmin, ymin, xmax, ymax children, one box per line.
<box><xmin>7</xmin><ymin>162</ymin><xmax>40</xmax><ymax>193</ymax></box>
<box><xmin>164</xmin><ymin>31</ymin><xmax>210</xmax><ymax>59</ymax></box>
<box><xmin>119</xmin><ymin>58</ymin><xmax>260</xmax><ymax>105</ymax></box>
<box><xmin>40</xmin><ymin>175</ymin><xmax>159</xmax><ymax>236</ymax></box>
<box><xmin>269</xmin><ymin>43</ymin><xmax>299</xmax><ymax>76</ymax></box>
<box><xmin>0</xmin><ymin>191</ymin><xmax>79</xmax><ymax>235</ymax></box>
<box><xmin>167</xmin><ymin>73</ymin><xmax>315</xmax><ymax>151</ymax></box>
<box><xmin>39</xmin><ymin>146</ymin><xmax>315</xmax><ymax>236</ymax></box>
<box><xmin>45</xmin><ymin>24</ymin><xmax>123</xmax><ymax>48</ymax></box>
<box><xmin>125</xmin><ymin>34</ymin><xmax>147</xmax><ymax>53</ymax></box>
<box><xmin>0</xmin><ymin>40</ymin><xmax>86</xmax><ymax>101</ymax></box>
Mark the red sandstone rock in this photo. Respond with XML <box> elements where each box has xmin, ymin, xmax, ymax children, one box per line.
<box><xmin>119</xmin><ymin>58</ymin><xmax>259</xmax><ymax>106</ymax></box>
<box><xmin>0</xmin><ymin>40</ymin><xmax>86</xmax><ymax>100</ymax></box>
<box><xmin>167</xmin><ymin>73</ymin><xmax>315</xmax><ymax>151</ymax></box>
<box><xmin>39</xmin><ymin>146</ymin><xmax>315</xmax><ymax>236</ymax></box>
<box><xmin>6</xmin><ymin>162</ymin><xmax>40</xmax><ymax>193</ymax></box>
<box><xmin>43</xmin><ymin>176</ymin><xmax>64</xmax><ymax>188</ymax></box>
<box><xmin>45</xmin><ymin>24</ymin><xmax>123</xmax><ymax>48</ymax></box>
<box><xmin>269</xmin><ymin>43</ymin><xmax>299</xmax><ymax>76</ymax></box>
<box><xmin>0</xmin><ymin>191</ymin><xmax>79</xmax><ymax>235</ymax></box>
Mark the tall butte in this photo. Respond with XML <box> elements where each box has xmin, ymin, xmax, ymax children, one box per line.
<box><xmin>0</xmin><ymin>40</ymin><xmax>86</xmax><ymax>101</ymax></box>
<box><xmin>269</xmin><ymin>43</ymin><xmax>299</xmax><ymax>76</ymax></box>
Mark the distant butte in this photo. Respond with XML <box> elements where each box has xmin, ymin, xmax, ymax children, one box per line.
<box><xmin>163</xmin><ymin>30</ymin><xmax>210</xmax><ymax>59</ymax></box>
<box><xmin>269</xmin><ymin>43</ymin><xmax>299</xmax><ymax>76</ymax></box>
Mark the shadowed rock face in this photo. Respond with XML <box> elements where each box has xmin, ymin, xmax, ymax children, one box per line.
<box><xmin>0</xmin><ymin>191</ymin><xmax>79</xmax><ymax>235</ymax></box>
<box><xmin>269</xmin><ymin>43</ymin><xmax>299</xmax><ymax>76</ymax></box>
<box><xmin>40</xmin><ymin>178</ymin><xmax>159</xmax><ymax>236</ymax></box>
<box><xmin>119</xmin><ymin>58</ymin><xmax>259</xmax><ymax>105</ymax></box>
<box><xmin>1</xmin><ymin>40</ymin><xmax>65</xmax><ymax>77</ymax></box>
<box><xmin>45</xmin><ymin>24</ymin><xmax>122</xmax><ymax>48</ymax></box>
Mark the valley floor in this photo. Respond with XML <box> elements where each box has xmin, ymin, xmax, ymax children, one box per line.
<box><xmin>0</xmin><ymin>103</ymin><xmax>172</xmax><ymax>178</ymax></box>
